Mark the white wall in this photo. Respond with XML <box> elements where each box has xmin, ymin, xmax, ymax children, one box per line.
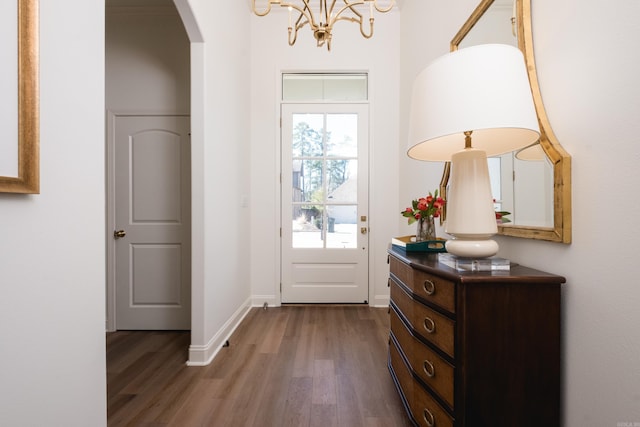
<box><xmin>401</xmin><ymin>1</ymin><xmax>640</xmax><ymax>426</ymax></box>
<box><xmin>398</xmin><ymin>1</ymin><xmax>474</xmax><ymax>238</ymax></box>
<box><xmin>249</xmin><ymin>7</ymin><xmax>401</xmax><ymax>307</ymax></box>
<box><xmin>106</xmin><ymin>5</ymin><xmax>190</xmax><ymax>113</ymax></box>
<box><xmin>0</xmin><ymin>0</ymin><xmax>106</xmax><ymax>426</ymax></box>
<box><xmin>184</xmin><ymin>0</ymin><xmax>253</xmax><ymax>364</ymax></box>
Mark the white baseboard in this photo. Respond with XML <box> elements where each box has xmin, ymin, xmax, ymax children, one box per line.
<box><xmin>251</xmin><ymin>294</ymin><xmax>280</xmax><ymax>308</ymax></box>
<box><xmin>186</xmin><ymin>297</ymin><xmax>252</xmax><ymax>366</ymax></box>
<box><xmin>371</xmin><ymin>294</ymin><xmax>390</xmax><ymax>308</ymax></box>
<box><xmin>250</xmin><ymin>294</ymin><xmax>388</xmax><ymax>308</ymax></box>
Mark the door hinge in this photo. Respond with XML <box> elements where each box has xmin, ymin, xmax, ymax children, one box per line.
<box><xmin>280</xmin><ymin>227</ymin><xmax>282</xmax><ymax>237</ymax></box>
<box><xmin>280</xmin><ymin>282</ymin><xmax>282</xmax><ymax>292</ymax></box>
<box><xmin>279</xmin><ymin>117</ymin><xmax>282</xmax><ymax>128</ymax></box>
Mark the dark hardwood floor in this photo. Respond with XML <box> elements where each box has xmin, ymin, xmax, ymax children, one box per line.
<box><xmin>107</xmin><ymin>305</ymin><xmax>412</xmax><ymax>426</ymax></box>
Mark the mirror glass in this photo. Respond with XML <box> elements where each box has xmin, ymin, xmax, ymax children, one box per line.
<box><xmin>446</xmin><ymin>0</ymin><xmax>571</xmax><ymax>242</ymax></box>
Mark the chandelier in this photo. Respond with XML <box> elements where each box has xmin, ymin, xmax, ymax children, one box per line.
<box><xmin>252</xmin><ymin>0</ymin><xmax>395</xmax><ymax>51</ymax></box>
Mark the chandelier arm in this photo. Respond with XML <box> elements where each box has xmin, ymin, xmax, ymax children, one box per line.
<box><xmin>294</xmin><ymin>15</ymin><xmax>311</xmax><ymax>32</ymax></box>
<box><xmin>372</xmin><ymin>0</ymin><xmax>395</xmax><ymax>13</ymax></box>
<box><xmin>333</xmin><ymin>16</ymin><xmax>360</xmax><ymax>25</ymax></box>
<box><xmin>335</xmin><ymin>2</ymin><xmax>364</xmax><ymax>21</ymax></box>
<box><xmin>332</xmin><ymin>15</ymin><xmax>373</xmax><ymax>39</ymax></box>
<box><xmin>252</xmin><ymin>0</ymin><xmax>275</xmax><ymax>16</ymax></box>
<box><xmin>283</xmin><ymin>2</ymin><xmax>317</xmax><ymax>29</ymax></box>
<box><xmin>323</xmin><ymin>0</ymin><xmax>330</xmax><ymax>25</ymax></box>
<box><xmin>360</xmin><ymin>17</ymin><xmax>374</xmax><ymax>39</ymax></box>
<box><xmin>287</xmin><ymin>26</ymin><xmax>298</xmax><ymax>46</ymax></box>
<box><xmin>298</xmin><ymin>0</ymin><xmax>320</xmax><ymax>28</ymax></box>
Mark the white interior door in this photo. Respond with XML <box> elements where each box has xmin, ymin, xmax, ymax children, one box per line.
<box><xmin>281</xmin><ymin>104</ymin><xmax>369</xmax><ymax>303</ymax></box>
<box><xmin>113</xmin><ymin>115</ymin><xmax>191</xmax><ymax>330</ymax></box>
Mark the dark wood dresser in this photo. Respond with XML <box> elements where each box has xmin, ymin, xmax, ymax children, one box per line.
<box><xmin>387</xmin><ymin>246</ymin><xmax>565</xmax><ymax>427</ymax></box>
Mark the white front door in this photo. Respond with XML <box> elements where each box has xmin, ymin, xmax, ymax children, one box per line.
<box><xmin>281</xmin><ymin>104</ymin><xmax>369</xmax><ymax>303</ymax></box>
<box><xmin>112</xmin><ymin>115</ymin><xmax>191</xmax><ymax>330</ymax></box>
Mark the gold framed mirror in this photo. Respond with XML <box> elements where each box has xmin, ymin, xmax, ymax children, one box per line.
<box><xmin>441</xmin><ymin>0</ymin><xmax>571</xmax><ymax>243</ymax></box>
<box><xmin>0</xmin><ymin>0</ymin><xmax>39</xmax><ymax>194</ymax></box>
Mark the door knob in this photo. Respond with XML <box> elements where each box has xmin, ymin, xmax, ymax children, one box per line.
<box><xmin>114</xmin><ymin>230</ymin><xmax>126</xmax><ymax>239</ymax></box>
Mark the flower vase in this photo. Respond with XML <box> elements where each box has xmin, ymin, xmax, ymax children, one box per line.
<box><xmin>416</xmin><ymin>216</ymin><xmax>436</xmax><ymax>242</ymax></box>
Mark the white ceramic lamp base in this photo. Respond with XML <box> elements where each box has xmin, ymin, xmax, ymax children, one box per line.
<box><xmin>444</xmin><ymin>147</ymin><xmax>499</xmax><ymax>259</ymax></box>
<box><xmin>445</xmin><ymin>238</ymin><xmax>499</xmax><ymax>258</ymax></box>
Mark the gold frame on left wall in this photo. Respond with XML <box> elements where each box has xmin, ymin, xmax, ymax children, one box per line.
<box><xmin>1</xmin><ymin>0</ymin><xmax>39</xmax><ymax>194</ymax></box>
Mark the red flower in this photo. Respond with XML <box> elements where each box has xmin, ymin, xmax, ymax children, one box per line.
<box><xmin>401</xmin><ymin>190</ymin><xmax>445</xmax><ymax>225</ymax></box>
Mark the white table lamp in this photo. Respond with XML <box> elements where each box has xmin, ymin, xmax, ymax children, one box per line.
<box><xmin>407</xmin><ymin>44</ymin><xmax>540</xmax><ymax>258</ymax></box>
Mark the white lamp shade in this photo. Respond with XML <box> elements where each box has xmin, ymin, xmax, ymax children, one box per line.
<box><xmin>407</xmin><ymin>44</ymin><xmax>540</xmax><ymax>161</ymax></box>
<box><xmin>515</xmin><ymin>142</ymin><xmax>545</xmax><ymax>161</ymax></box>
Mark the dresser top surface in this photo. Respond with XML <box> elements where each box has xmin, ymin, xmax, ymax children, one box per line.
<box><xmin>388</xmin><ymin>246</ymin><xmax>566</xmax><ymax>285</ymax></box>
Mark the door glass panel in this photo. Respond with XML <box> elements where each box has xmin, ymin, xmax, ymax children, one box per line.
<box><xmin>291</xmin><ymin>113</ymin><xmax>359</xmax><ymax>249</ymax></box>
<box><xmin>326</xmin><ymin>114</ymin><xmax>358</xmax><ymax>157</ymax></box>
<box><xmin>327</xmin><ymin>159</ymin><xmax>357</xmax><ymax>203</ymax></box>
<box><xmin>293</xmin><ymin>159</ymin><xmax>324</xmax><ymax>203</ymax></box>
<box><xmin>292</xmin><ymin>114</ymin><xmax>324</xmax><ymax>157</ymax></box>
<box><xmin>326</xmin><ymin>206</ymin><xmax>357</xmax><ymax>249</ymax></box>
<box><xmin>292</xmin><ymin>206</ymin><xmax>324</xmax><ymax>248</ymax></box>
<box><xmin>282</xmin><ymin>73</ymin><xmax>368</xmax><ymax>102</ymax></box>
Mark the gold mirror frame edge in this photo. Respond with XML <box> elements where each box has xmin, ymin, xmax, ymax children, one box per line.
<box><xmin>441</xmin><ymin>0</ymin><xmax>571</xmax><ymax>243</ymax></box>
<box><xmin>0</xmin><ymin>0</ymin><xmax>40</xmax><ymax>194</ymax></box>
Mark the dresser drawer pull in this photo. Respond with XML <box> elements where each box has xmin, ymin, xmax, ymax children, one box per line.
<box><xmin>423</xmin><ymin>279</ymin><xmax>436</xmax><ymax>295</ymax></box>
<box><xmin>423</xmin><ymin>408</ymin><xmax>435</xmax><ymax>426</ymax></box>
<box><xmin>423</xmin><ymin>359</ymin><xmax>435</xmax><ymax>378</ymax></box>
<box><xmin>423</xmin><ymin>317</ymin><xmax>436</xmax><ymax>334</ymax></box>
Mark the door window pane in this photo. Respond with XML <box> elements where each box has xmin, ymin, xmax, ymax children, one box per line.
<box><xmin>292</xmin><ymin>114</ymin><xmax>324</xmax><ymax>157</ymax></box>
<box><xmin>326</xmin><ymin>114</ymin><xmax>358</xmax><ymax>157</ymax></box>
<box><xmin>292</xmin><ymin>159</ymin><xmax>324</xmax><ymax>203</ymax></box>
<box><xmin>326</xmin><ymin>206</ymin><xmax>357</xmax><ymax>249</ymax></box>
<box><xmin>292</xmin><ymin>206</ymin><xmax>324</xmax><ymax>248</ymax></box>
<box><xmin>327</xmin><ymin>160</ymin><xmax>357</xmax><ymax>203</ymax></box>
<box><xmin>283</xmin><ymin>73</ymin><xmax>368</xmax><ymax>101</ymax></box>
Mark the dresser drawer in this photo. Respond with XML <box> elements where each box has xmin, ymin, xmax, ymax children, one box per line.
<box><xmin>391</xmin><ymin>279</ymin><xmax>455</xmax><ymax>358</ymax></box>
<box><xmin>390</xmin><ymin>339</ymin><xmax>454</xmax><ymax>427</ymax></box>
<box><xmin>390</xmin><ymin>256</ymin><xmax>455</xmax><ymax>314</ymax></box>
<box><xmin>412</xmin><ymin>382</ymin><xmax>454</xmax><ymax>427</ymax></box>
<box><xmin>391</xmin><ymin>308</ymin><xmax>454</xmax><ymax>409</ymax></box>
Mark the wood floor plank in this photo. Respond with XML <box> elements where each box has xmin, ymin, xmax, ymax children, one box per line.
<box><xmin>336</xmin><ymin>373</ymin><xmax>364</xmax><ymax>427</ymax></box>
<box><xmin>310</xmin><ymin>403</ymin><xmax>338</xmax><ymax>427</ymax></box>
<box><xmin>312</xmin><ymin>359</ymin><xmax>337</xmax><ymax>405</ymax></box>
<box><xmin>258</xmin><ymin>310</ymin><xmax>289</xmax><ymax>354</ymax></box>
<box><xmin>107</xmin><ymin>306</ymin><xmax>412</xmax><ymax>427</ymax></box>
<box><xmin>165</xmin><ymin>378</ymin><xmax>224</xmax><ymax>426</ymax></box>
<box><xmin>280</xmin><ymin>376</ymin><xmax>313</xmax><ymax>427</ymax></box>
<box><xmin>292</xmin><ymin>321</ymin><xmax>315</xmax><ymax>378</ymax></box>
<box><xmin>251</xmin><ymin>335</ymin><xmax>298</xmax><ymax>425</ymax></box>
